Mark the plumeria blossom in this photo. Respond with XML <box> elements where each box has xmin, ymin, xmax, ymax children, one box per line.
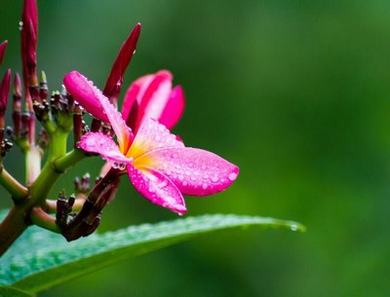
<box><xmin>64</xmin><ymin>71</ymin><xmax>239</xmax><ymax>215</ymax></box>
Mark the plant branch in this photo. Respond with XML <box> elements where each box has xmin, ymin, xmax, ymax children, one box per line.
<box><xmin>0</xmin><ymin>207</ymin><xmax>28</xmax><ymax>256</ymax></box>
<box><xmin>0</xmin><ymin>165</ymin><xmax>28</xmax><ymax>200</ymax></box>
<box><xmin>53</xmin><ymin>149</ymin><xmax>86</xmax><ymax>172</ymax></box>
<box><xmin>30</xmin><ymin>207</ymin><xmax>60</xmax><ymax>233</ymax></box>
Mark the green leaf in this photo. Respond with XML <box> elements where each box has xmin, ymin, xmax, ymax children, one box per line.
<box><xmin>0</xmin><ymin>211</ymin><xmax>304</xmax><ymax>294</ymax></box>
<box><xmin>0</xmin><ymin>286</ymin><xmax>34</xmax><ymax>297</ymax></box>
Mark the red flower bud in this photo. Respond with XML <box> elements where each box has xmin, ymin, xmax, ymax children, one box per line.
<box><xmin>103</xmin><ymin>23</ymin><xmax>141</xmax><ymax>104</ymax></box>
<box><xmin>21</xmin><ymin>0</ymin><xmax>39</xmax><ymax>91</ymax></box>
<box><xmin>13</xmin><ymin>72</ymin><xmax>23</xmax><ymax>100</ymax></box>
<box><xmin>0</xmin><ymin>40</ymin><xmax>8</xmax><ymax>65</ymax></box>
<box><xmin>0</xmin><ymin>69</ymin><xmax>11</xmax><ymax>116</ymax></box>
<box><xmin>13</xmin><ymin>73</ymin><xmax>23</xmax><ymax>137</ymax></box>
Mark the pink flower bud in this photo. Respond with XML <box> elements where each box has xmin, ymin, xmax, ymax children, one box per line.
<box><xmin>0</xmin><ymin>69</ymin><xmax>11</xmax><ymax>116</ymax></box>
<box><xmin>103</xmin><ymin>23</ymin><xmax>141</xmax><ymax>103</ymax></box>
<box><xmin>21</xmin><ymin>0</ymin><xmax>39</xmax><ymax>89</ymax></box>
<box><xmin>0</xmin><ymin>40</ymin><xmax>8</xmax><ymax>65</ymax></box>
<box><xmin>13</xmin><ymin>73</ymin><xmax>23</xmax><ymax>100</ymax></box>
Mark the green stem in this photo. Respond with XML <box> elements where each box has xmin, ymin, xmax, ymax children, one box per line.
<box><xmin>29</xmin><ymin>149</ymin><xmax>86</xmax><ymax>205</ymax></box>
<box><xmin>0</xmin><ymin>166</ymin><xmax>28</xmax><ymax>200</ymax></box>
<box><xmin>54</xmin><ymin>149</ymin><xmax>86</xmax><ymax>172</ymax></box>
<box><xmin>29</xmin><ymin>130</ymin><xmax>69</xmax><ymax>203</ymax></box>
<box><xmin>42</xmin><ymin>119</ymin><xmax>56</xmax><ymax>135</ymax></box>
<box><xmin>47</xmin><ymin>130</ymin><xmax>68</xmax><ymax>162</ymax></box>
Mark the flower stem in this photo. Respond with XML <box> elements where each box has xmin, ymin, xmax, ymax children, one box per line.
<box><xmin>54</xmin><ymin>149</ymin><xmax>85</xmax><ymax>172</ymax></box>
<box><xmin>47</xmin><ymin>130</ymin><xmax>68</xmax><ymax>161</ymax></box>
<box><xmin>30</xmin><ymin>207</ymin><xmax>60</xmax><ymax>233</ymax></box>
<box><xmin>0</xmin><ymin>165</ymin><xmax>28</xmax><ymax>200</ymax></box>
<box><xmin>28</xmin><ymin>129</ymin><xmax>69</xmax><ymax>203</ymax></box>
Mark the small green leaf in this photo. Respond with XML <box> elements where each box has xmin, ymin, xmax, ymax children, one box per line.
<box><xmin>0</xmin><ymin>286</ymin><xmax>34</xmax><ymax>297</ymax></box>
<box><xmin>0</xmin><ymin>210</ymin><xmax>304</xmax><ymax>294</ymax></box>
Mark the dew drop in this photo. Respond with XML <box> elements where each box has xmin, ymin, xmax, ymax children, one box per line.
<box><xmin>228</xmin><ymin>172</ymin><xmax>238</xmax><ymax>181</ymax></box>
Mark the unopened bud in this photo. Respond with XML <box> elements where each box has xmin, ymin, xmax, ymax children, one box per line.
<box><xmin>13</xmin><ymin>73</ymin><xmax>22</xmax><ymax>100</ymax></box>
<box><xmin>0</xmin><ymin>69</ymin><xmax>11</xmax><ymax>118</ymax></box>
<box><xmin>74</xmin><ymin>173</ymin><xmax>91</xmax><ymax>194</ymax></box>
<box><xmin>21</xmin><ymin>0</ymin><xmax>39</xmax><ymax>91</ymax></box>
<box><xmin>39</xmin><ymin>70</ymin><xmax>48</xmax><ymax>100</ymax></box>
<box><xmin>0</xmin><ymin>40</ymin><xmax>8</xmax><ymax>65</ymax></box>
<box><xmin>103</xmin><ymin>23</ymin><xmax>141</xmax><ymax>103</ymax></box>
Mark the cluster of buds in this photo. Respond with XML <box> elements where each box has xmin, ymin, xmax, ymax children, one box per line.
<box><xmin>57</xmin><ymin>169</ymin><xmax>120</xmax><ymax>241</ymax></box>
<box><xmin>0</xmin><ymin>0</ymin><xmax>143</xmax><ymax>247</ymax></box>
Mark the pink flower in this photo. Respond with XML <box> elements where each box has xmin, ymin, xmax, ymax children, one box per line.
<box><xmin>0</xmin><ymin>40</ymin><xmax>8</xmax><ymax>65</ymax></box>
<box><xmin>64</xmin><ymin>71</ymin><xmax>239</xmax><ymax>215</ymax></box>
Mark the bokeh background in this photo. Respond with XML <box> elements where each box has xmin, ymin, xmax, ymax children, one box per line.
<box><xmin>1</xmin><ymin>0</ymin><xmax>390</xmax><ymax>296</ymax></box>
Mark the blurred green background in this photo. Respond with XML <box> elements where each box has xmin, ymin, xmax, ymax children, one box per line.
<box><xmin>1</xmin><ymin>0</ymin><xmax>390</xmax><ymax>296</ymax></box>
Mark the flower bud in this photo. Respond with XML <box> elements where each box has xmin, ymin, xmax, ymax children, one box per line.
<box><xmin>74</xmin><ymin>173</ymin><xmax>91</xmax><ymax>194</ymax></box>
<box><xmin>0</xmin><ymin>40</ymin><xmax>8</xmax><ymax>65</ymax></box>
<box><xmin>103</xmin><ymin>23</ymin><xmax>141</xmax><ymax>104</ymax></box>
<box><xmin>12</xmin><ymin>73</ymin><xmax>23</xmax><ymax>138</ymax></box>
<box><xmin>90</xmin><ymin>23</ymin><xmax>141</xmax><ymax>132</ymax></box>
<box><xmin>0</xmin><ymin>69</ymin><xmax>11</xmax><ymax>118</ymax></box>
<box><xmin>39</xmin><ymin>70</ymin><xmax>48</xmax><ymax>100</ymax></box>
<box><xmin>21</xmin><ymin>0</ymin><xmax>39</xmax><ymax>108</ymax></box>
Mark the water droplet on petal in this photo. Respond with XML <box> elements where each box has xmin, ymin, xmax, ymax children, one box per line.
<box><xmin>228</xmin><ymin>172</ymin><xmax>238</xmax><ymax>181</ymax></box>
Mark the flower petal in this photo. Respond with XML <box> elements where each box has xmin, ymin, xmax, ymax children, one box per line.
<box><xmin>158</xmin><ymin>85</ymin><xmax>185</xmax><ymax>129</ymax></box>
<box><xmin>127</xmin><ymin>164</ymin><xmax>187</xmax><ymax>215</ymax></box>
<box><xmin>122</xmin><ymin>70</ymin><xmax>174</xmax><ymax>131</ymax></box>
<box><xmin>64</xmin><ymin>71</ymin><xmax>107</xmax><ymax>121</ymax></box>
<box><xmin>134</xmin><ymin>147</ymin><xmax>239</xmax><ymax>196</ymax></box>
<box><xmin>64</xmin><ymin>71</ymin><xmax>132</xmax><ymax>153</ymax></box>
<box><xmin>136</xmin><ymin>70</ymin><xmax>172</xmax><ymax>127</ymax></box>
<box><xmin>127</xmin><ymin>118</ymin><xmax>184</xmax><ymax>159</ymax></box>
<box><xmin>121</xmin><ymin>74</ymin><xmax>154</xmax><ymax>123</ymax></box>
<box><xmin>77</xmin><ymin>132</ymin><xmax>130</xmax><ymax>166</ymax></box>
